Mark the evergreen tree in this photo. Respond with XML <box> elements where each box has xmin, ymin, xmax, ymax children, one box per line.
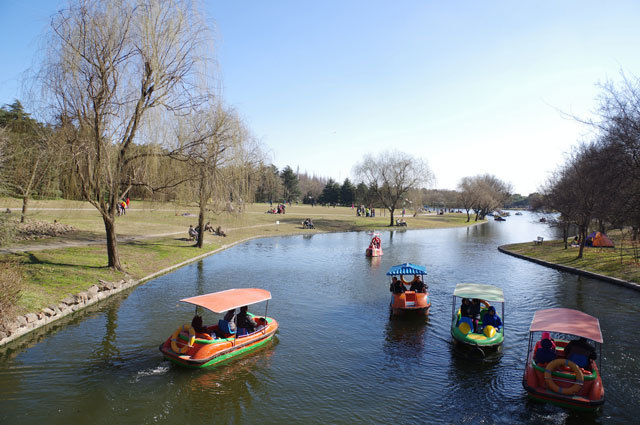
<box><xmin>340</xmin><ymin>178</ymin><xmax>355</xmax><ymax>206</ymax></box>
<box><xmin>280</xmin><ymin>165</ymin><xmax>300</xmax><ymax>202</ymax></box>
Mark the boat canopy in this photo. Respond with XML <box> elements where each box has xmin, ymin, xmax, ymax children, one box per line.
<box><xmin>180</xmin><ymin>288</ymin><xmax>271</xmax><ymax>314</ymax></box>
<box><xmin>529</xmin><ymin>308</ymin><xmax>603</xmax><ymax>343</ymax></box>
<box><xmin>386</xmin><ymin>263</ymin><xmax>427</xmax><ymax>276</ymax></box>
<box><xmin>453</xmin><ymin>283</ymin><xmax>504</xmax><ymax>302</ymax></box>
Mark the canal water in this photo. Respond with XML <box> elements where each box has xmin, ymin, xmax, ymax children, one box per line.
<box><xmin>0</xmin><ymin>212</ymin><xmax>638</xmax><ymax>424</ymax></box>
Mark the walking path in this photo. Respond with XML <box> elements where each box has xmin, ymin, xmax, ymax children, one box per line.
<box><xmin>0</xmin><ymin>223</ymin><xmax>279</xmax><ymax>254</ymax></box>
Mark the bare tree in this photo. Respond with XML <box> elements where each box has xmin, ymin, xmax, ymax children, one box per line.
<box><xmin>37</xmin><ymin>0</ymin><xmax>212</xmax><ymax>270</ymax></box>
<box><xmin>353</xmin><ymin>151</ymin><xmax>434</xmax><ymax>226</ymax></box>
<box><xmin>179</xmin><ymin>104</ymin><xmax>255</xmax><ymax>248</ymax></box>
<box><xmin>457</xmin><ymin>177</ymin><xmax>479</xmax><ymax>222</ymax></box>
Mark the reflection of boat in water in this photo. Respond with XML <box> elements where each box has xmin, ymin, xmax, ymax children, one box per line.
<box><xmin>387</xmin><ymin>263</ymin><xmax>430</xmax><ymax>316</ymax></box>
<box><xmin>160</xmin><ymin>288</ymin><xmax>278</xmax><ymax>368</ymax></box>
<box><xmin>365</xmin><ymin>232</ymin><xmax>383</xmax><ymax>257</ymax></box>
<box><xmin>522</xmin><ymin>308</ymin><xmax>604</xmax><ymax>411</ymax></box>
<box><xmin>450</xmin><ymin>283</ymin><xmax>504</xmax><ymax>358</ymax></box>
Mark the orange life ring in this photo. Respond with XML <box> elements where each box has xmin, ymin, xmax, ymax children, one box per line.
<box><xmin>544</xmin><ymin>358</ymin><xmax>584</xmax><ymax>395</ymax></box>
<box><xmin>170</xmin><ymin>324</ymin><xmax>196</xmax><ymax>354</ymax></box>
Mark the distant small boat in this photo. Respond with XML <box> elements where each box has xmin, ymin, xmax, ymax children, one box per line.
<box><xmin>495</xmin><ymin>216</ymin><xmax>506</xmax><ymax>222</ymax></box>
<box><xmin>365</xmin><ymin>232</ymin><xmax>383</xmax><ymax>257</ymax></box>
<box><xmin>515</xmin><ymin>212</ymin><xmax>523</xmax><ymax>216</ymax></box>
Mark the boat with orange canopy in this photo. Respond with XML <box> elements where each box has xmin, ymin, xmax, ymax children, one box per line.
<box><xmin>365</xmin><ymin>232</ymin><xmax>383</xmax><ymax>257</ymax></box>
<box><xmin>522</xmin><ymin>308</ymin><xmax>604</xmax><ymax>411</ymax></box>
<box><xmin>159</xmin><ymin>288</ymin><xmax>278</xmax><ymax>368</ymax></box>
<box><xmin>387</xmin><ymin>263</ymin><xmax>430</xmax><ymax>315</ymax></box>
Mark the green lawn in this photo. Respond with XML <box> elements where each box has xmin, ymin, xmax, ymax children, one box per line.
<box><xmin>501</xmin><ymin>239</ymin><xmax>640</xmax><ymax>284</ymax></box>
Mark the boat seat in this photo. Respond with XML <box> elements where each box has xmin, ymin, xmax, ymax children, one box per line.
<box><xmin>218</xmin><ymin>319</ymin><xmax>236</xmax><ymax>335</ymax></box>
<box><xmin>458</xmin><ymin>316</ymin><xmax>473</xmax><ymax>329</ymax></box>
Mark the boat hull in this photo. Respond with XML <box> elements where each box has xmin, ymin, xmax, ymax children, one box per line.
<box><xmin>365</xmin><ymin>247</ymin><xmax>383</xmax><ymax>257</ymax></box>
<box><xmin>522</xmin><ymin>353</ymin><xmax>604</xmax><ymax>411</ymax></box>
<box><xmin>160</xmin><ymin>317</ymin><xmax>278</xmax><ymax>369</ymax></box>
<box><xmin>390</xmin><ymin>292</ymin><xmax>430</xmax><ymax>315</ymax></box>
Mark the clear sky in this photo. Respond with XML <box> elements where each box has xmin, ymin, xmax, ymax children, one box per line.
<box><xmin>2</xmin><ymin>1</ymin><xmax>640</xmax><ymax>195</ymax></box>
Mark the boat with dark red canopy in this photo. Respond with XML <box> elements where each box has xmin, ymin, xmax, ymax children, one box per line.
<box><xmin>522</xmin><ymin>308</ymin><xmax>604</xmax><ymax>411</ymax></box>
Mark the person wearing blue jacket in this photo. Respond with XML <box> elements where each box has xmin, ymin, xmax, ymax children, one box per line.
<box><xmin>482</xmin><ymin>306</ymin><xmax>502</xmax><ymax>330</ymax></box>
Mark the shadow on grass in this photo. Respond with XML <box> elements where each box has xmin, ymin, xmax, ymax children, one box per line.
<box><xmin>24</xmin><ymin>252</ymin><xmax>108</xmax><ymax>270</ymax></box>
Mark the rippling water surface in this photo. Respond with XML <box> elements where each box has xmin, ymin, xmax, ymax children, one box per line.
<box><xmin>1</xmin><ymin>212</ymin><xmax>639</xmax><ymax>424</ymax></box>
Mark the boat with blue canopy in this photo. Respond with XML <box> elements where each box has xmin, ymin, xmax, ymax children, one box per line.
<box><xmin>386</xmin><ymin>263</ymin><xmax>430</xmax><ymax>315</ymax></box>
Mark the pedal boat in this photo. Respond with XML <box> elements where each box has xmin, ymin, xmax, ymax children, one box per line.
<box><xmin>450</xmin><ymin>283</ymin><xmax>505</xmax><ymax>356</ymax></box>
<box><xmin>365</xmin><ymin>232</ymin><xmax>383</xmax><ymax>257</ymax></box>
<box><xmin>159</xmin><ymin>288</ymin><xmax>278</xmax><ymax>369</ymax></box>
<box><xmin>522</xmin><ymin>308</ymin><xmax>604</xmax><ymax>411</ymax></box>
<box><xmin>387</xmin><ymin>263</ymin><xmax>430</xmax><ymax>315</ymax></box>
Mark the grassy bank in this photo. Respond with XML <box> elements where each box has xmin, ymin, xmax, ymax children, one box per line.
<box><xmin>0</xmin><ymin>199</ymin><xmax>481</xmax><ymax>318</ymax></box>
<box><xmin>501</xmin><ymin>238</ymin><xmax>640</xmax><ymax>284</ymax></box>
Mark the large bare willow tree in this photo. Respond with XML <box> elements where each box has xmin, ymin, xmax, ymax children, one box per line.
<box><xmin>38</xmin><ymin>0</ymin><xmax>212</xmax><ymax>270</ymax></box>
<box><xmin>178</xmin><ymin>103</ymin><xmax>259</xmax><ymax>248</ymax></box>
<box><xmin>354</xmin><ymin>151</ymin><xmax>434</xmax><ymax>226</ymax></box>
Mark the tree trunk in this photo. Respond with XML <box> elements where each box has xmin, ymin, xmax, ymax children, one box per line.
<box><xmin>577</xmin><ymin>226</ymin><xmax>587</xmax><ymax>259</ymax></box>
<box><xmin>389</xmin><ymin>208</ymin><xmax>394</xmax><ymax>226</ymax></box>
<box><xmin>633</xmin><ymin>226</ymin><xmax>639</xmax><ymax>241</ymax></box>
<box><xmin>20</xmin><ymin>196</ymin><xmax>28</xmax><ymax>223</ymax></box>
<box><xmin>563</xmin><ymin>222</ymin><xmax>568</xmax><ymax>249</ymax></box>
<box><xmin>103</xmin><ymin>214</ymin><xmax>122</xmax><ymax>270</ymax></box>
<box><xmin>196</xmin><ymin>204</ymin><xmax>205</xmax><ymax>248</ymax></box>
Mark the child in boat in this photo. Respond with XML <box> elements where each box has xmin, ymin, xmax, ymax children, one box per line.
<box><xmin>237</xmin><ymin>306</ymin><xmax>258</xmax><ymax>335</ymax></box>
<box><xmin>534</xmin><ymin>338</ymin><xmax>557</xmax><ymax>364</ymax></box>
<box><xmin>460</xmin><ymin>298</ymin><xmax>472</xmax><ymax>318</ymax></box>
<box><xmin>482</xmin><ymin>306</ymin><xmax>502</xmax><ymax>330</ymax></box>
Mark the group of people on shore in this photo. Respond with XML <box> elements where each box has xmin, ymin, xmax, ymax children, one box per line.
<box><xmin>116</xmin><ymin>198</ymin><xmax>130</xmax><ymax>216</ymax></box>
<box><xmin>356</xmin><ymin>205</ymin><xmax>376</xmax><ymax>217</ymax></box>
<box><xmin>460</xmin><ymin>298</ymin><xmax>502</xmax><ymax>333</ymax></box>
<box><xmin>191</xmin><ymin>305</ymin><xmax>265</xmax><ymax>338</ymax></box>
<box><xmin>188</xmin><ymin>222</ymin><xmax>226</xmax><ymax>241</ymax></box>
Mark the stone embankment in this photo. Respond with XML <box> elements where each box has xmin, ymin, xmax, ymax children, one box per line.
<box><xmin>0</xmin><ymin>277</ymin><xmax>138</xmax><ymax>346</ymax></box>
<box><xmin>498</xmin><ymin>245</ymin><xmax>640</xmax><ymax>292</ymax></box>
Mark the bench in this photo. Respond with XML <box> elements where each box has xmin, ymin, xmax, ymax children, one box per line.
<box><xmin>534</xmin><ymin>236</ymin><xmax>544</xmax><ymax>245</ymax></box>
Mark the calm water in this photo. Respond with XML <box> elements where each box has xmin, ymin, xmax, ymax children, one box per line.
<box><xmin>1</xmin><ymin>212</ymin><xmax>639</xmax><ymax>425</ymax></box>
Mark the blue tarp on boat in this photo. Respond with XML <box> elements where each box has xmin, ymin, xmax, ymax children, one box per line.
<box><xmin>386</xmin><ymin>263</ymin><xmax>427</xmax><ymax>276</ymax></box>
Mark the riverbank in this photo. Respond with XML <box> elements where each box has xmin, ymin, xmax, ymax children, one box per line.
<box><xmin>499</xmin><ymin>239</ymin><xmax>640</xmax><ymax>291</ymax></box>
<box><xmin>0</xmin><ymin>199</ymin><xmax>484</xmax><ymax>346</ymax></box>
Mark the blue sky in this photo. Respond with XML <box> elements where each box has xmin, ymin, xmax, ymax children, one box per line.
<box><xmin>2</xmin><ymin>1</ymin><xmax>640</xmax><ymax>195</ymax></box>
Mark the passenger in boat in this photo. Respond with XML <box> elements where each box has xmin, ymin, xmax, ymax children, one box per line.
<box><xmin>409</xmin><ymin>275</ymin><xmax>427</xmax><ymax>293</ymax></box>
<box><xmin>460</xmin><ymin>298</ymin><xmax>473</xmax><ymax>318</ymax></box>
<box><xmin>534</xmin><ymin>338</ymin><xmax>557</xmax><ymax>364</ymax></box>
<box><xmin>564</xmin><ymin>337</ymin><xmax>596</xmax><ymax>369</ymax></box>
<box><xmin>191</xmin><ymin>314</ymin><xmax>215</xmax><ymax>337</ymax></box>
<box><xmin>481</xmin><ymin>306</ymin><xmax>502</xmax><ymax>330</ymax></box>
<box><xmin>237</xmin><ymin>306</ymin><xmax>259</xmax><ymax>335</ymax></box>
<box><xmin>470</xmin><ymin>299</ymin><xmax>482</xmax><ymax>332</ymax></box>
<box><xmin>390</xmin><ymin>277</ymin><xmax>405</xmax><ymax>294</ymax></box>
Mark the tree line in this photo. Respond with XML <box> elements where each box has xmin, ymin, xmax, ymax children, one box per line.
<box><xmin>541</xmin><ymin>74</ymin><xmax>640</xmax><ymax>258</ymax></box>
